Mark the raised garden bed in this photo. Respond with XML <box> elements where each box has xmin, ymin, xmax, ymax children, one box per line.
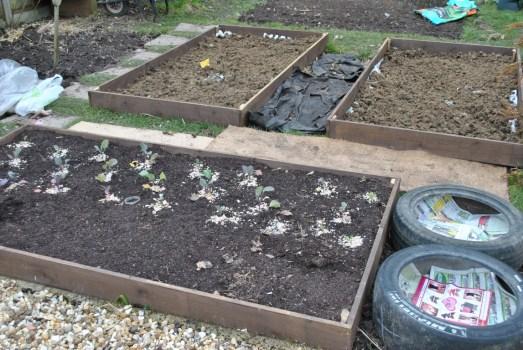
<box><xmin>0</xmin><ymin>126</ymin><xmax>399</xmax><ymax>350</ymax></box>
<box><xmin>328</xmin><ymin>38</ymin><xmax>523</xmax><ymax>167</ymax></box>
<box><xmin>89</xmin><ymin>25</ymin><xmax>328</xmax><ymax>127</ymax></box>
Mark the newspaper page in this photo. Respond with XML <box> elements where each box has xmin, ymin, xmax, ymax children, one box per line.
<box><xmin>429</xmin><ymin>266</ymin><xmax>516</xmax><ymax>324</ymax></box>
<box><xmin>412</xmin><ymin>276</ymin><xmax>492</xmax><ymax>326</ymax></box>
<box><xmin>399</xmin><ymin>263</ymin><xmax>423</xmax><ymax>299</ymax></box>
<box><xmin>416</xmin><ymin>194</ymin><xmax>509</xmax><ymax>241</ymax></box>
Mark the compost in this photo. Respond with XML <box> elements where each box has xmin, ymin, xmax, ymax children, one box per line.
<box><xmin>0</xmin><ymin>130</ymin><xmax>392</xmax><ymax>321</ymax></box>
<box><xmin>249</xmin><ymin>53</ymin><xmax>364</xmax><ymax>133</ymax></box>
<box><xmin>119</xmin><ymin>34</ymin><xmax>318</xmax><ymax>107</ymax></box>
<box><xmin>240</xmin><ymin>0</ymin><xmax>464</xmax><ymax>39</ymax></box>
<box><xmin>0</xmin><ymin>23</ymin><xmax>150</xmax><ymax>86</ymax></box>
<box><xmin>345</xmin><ymin>49</ymin><xmax>522</xmax><ymax>143</ymax></box>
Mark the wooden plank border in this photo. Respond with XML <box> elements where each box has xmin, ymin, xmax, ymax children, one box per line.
<box><xmin>89</xmin><ymin>25</ymin><xmax>328</xmax><ymax>127</ymax></box>
<box><xmin>0</xmin><ymin>125</ymin><xmax>400</xmax><ymax>350</ymax></box>
<box><xmin>327</xmin><ymin>38</ymin><xmax>523</xmax><ymax>167</ymax></box>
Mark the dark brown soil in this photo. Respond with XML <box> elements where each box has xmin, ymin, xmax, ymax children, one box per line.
<box><xmin>0</xmin><ymin>130</ymin><xmax>392</xmax><ymax>322</ymax></box>
<box><xmin>120</xmin><ymin>34</ymin><xmax>318</xmax><ymax>107</ymax></box>
<box><xmin>345</xmin><ymin>49</ymin><xmax>522</xmax><ymax>143</ymax></box>
<box><xmin>0</xmin><ymin>23</ymin><xmax>151</xmax><ymax>86</ymax></box>
<box><xmin>240</xmin><ymin>0</ymin><xmax>465</xmax><ymax>39</ymax></box>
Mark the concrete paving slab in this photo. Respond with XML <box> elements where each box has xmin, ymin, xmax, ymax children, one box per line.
<box><xmin>69</xmin><ymin>122</ymin><xmax>213</xmax><ymax>150</ymax></box>
<box><xmin>145</xmin><ymin>35</ymin><xmax>189</xmax><ymax>48</ymax></box>
<box><xmin>63</xmin><ymin>82</ymin><xmax>94</xmax><ymax>101</ymax></box>
<box><xmin>99</xmin><ymin>66</ymin><xmax>133</xmax><ymax>76</ymax></box>
<box><xmin>30</xmin><ymin>115</ymin><xmax>79</xmax><ymax>129</ymax></box>
<box><xmin>207</xmin><ymin>126</ymin><xmax>509</xmax><ymax>199</ymax></box>
<box><xmin>129</xmin><ymin>50</ymin><xmax>161</xmax><ymax>62</ymax></box>
<box><xmin>174</xmin><ymin>23</ymin><xmax>215</xmax><ymax>33</ymax></box>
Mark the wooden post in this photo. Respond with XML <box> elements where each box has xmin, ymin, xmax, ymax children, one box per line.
<box><xmin>52</xmin><ymin>0</ymin><xmax>62</xmax><ymax>68</ymax></box>
<box><xmin>1</xmin><ymin>0</ymin><xmax>13</xmax><ymax>26</ymax></box>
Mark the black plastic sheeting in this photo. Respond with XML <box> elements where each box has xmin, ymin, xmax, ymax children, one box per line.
<box><xmin>249</xmin><ymin>54</ymin><xmax>364</xmax><ymax>133</ymax></box>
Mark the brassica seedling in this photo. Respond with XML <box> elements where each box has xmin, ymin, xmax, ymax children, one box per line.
<box><xmin>102</xmin><ymin>158</ymin><xmax>118</xmax><ymax>171</ymax></box>
<box><xmin>269</xmin><ymin>199</ymin><xmax>281</xmax><ymax>209</ymax></box>
<box><xmin>255</xmin><ymin>185</ymin><xmax>274</xmax><ymax>200</ymax></box>
<box><xmin>7</xmin><ymin>147</ymin><xmax>22</xmax><ymax>160</ymax></box>
<box><xmin>241</xmin><ymin>165</ymin><xmax>254</xmax><ymax>176</ymax></box>
<box><xmin>339</xmin><ymin>201</ymin><xmax>348</xmax><ymax>212</ymax></box>
<box><xmin>95</xmin><ymin>139</ymin><xmax>109</xmax><ymax>154</ymax></box>
<box><xmin>139</xmin><ymin>170</ymin><xmax>166</xmax><ymax>183</ymax></box>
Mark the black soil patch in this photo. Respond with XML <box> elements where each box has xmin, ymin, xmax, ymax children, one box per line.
<box><xmin>0</xmin><ymin>130</ymin><xmax>392</xmax><ymax>321</ymax></box>
<box><xmin>0</xmin><ymin>24</ymin><xmax>151</xmax><ymax>86</ymax></box>
<box><xmin>120</xmin><ymin>34</ymin><xmax>318</xmax><ymax>107</ymax></box>
<box><xmin>240</xmin><ymin>0</ymin><xmax>465</xmax><ymax>39</ymax></box>
<box><xmin>344</xmin><ymin>49</ymin><xmax>522</xmax><ymax>143</ymax></box>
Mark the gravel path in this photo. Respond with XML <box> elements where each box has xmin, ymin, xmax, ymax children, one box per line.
<box><xmin>0</xmin><ymin>277</ymin><xmax>311</xmax><ymax>350</ymax></box>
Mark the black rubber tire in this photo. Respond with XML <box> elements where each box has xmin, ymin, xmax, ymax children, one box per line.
<box><xmin>104</xmin><ymin>1</ymin><xmax>129</xmax><ymax>16</ymax></box>
<box><xmin>373</xmin><ymin>245</ymin><xmax>523</xmax><ymax>350</ymax></box>
<box><xmin>392</xmin><ymin>184</ymin><xmax>523</xmax><ymax>268</ymax></box>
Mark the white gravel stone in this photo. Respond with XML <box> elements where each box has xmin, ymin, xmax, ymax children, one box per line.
<box><xmin>0</xmin><ymin>277</ymin><xmax>309</xmax><ymax>349</ymax></box>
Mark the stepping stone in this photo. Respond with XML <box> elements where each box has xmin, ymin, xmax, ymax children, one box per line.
<box><xmin>174</xmin><ymin>23</ymin><xmax>215</xmax><ymax>33</ymax></box>
<box><xmin>63</xmin><ymin>82</ymin><xmax>94</xmax><ymax>101</ymax></box>
<box><xmin>0</xmin><ymin>115</ymin><xmax>24</xmax><ymax>124</ymax></box>
<box><xmin>99</xmin><ymin>66</ymin><xmax>133</xmax><ymax>76</ymax></box>
<box><xmin>129</xmin><ymin>50</ymin><xmax>161</xmax><ymax>62</ymax></box>
<box><xmin>69</xmin><ymin>122</ymin><xmax>213</xmax><ymax>151</ymax></box>
<box><xmin>145</xmin><ymin>35</ymin><xmax>189</xmax><ymax>48</ymax></box>
<box><xmin>207</xmin><ymin>126</ymin><xmax>509</xmax><ymax>199</ymax></box>
<box><xmin>30</xmin><ymin>115</ymin><xmax>79</xmax><ymax>129</ymax></box>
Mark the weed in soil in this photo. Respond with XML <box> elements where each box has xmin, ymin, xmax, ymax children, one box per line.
<box><xmin>0</xmin><ymin>130</ymin><xmax>392</xmax><ymax>322</ymax></box>
<box><xmin>346</xmin><ymin>49</ymin><xmax>522</xmax><ymax>143</ymax></box>
<box><xmin>120</xmin><ymin>33</ymin><xmax>318</xmax><ymax>107</ymax></box>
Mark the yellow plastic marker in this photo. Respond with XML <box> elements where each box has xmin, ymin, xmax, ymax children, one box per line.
<box><xmin>200</xmin><ymin>58</ymin><xmax>210</xmax><ymax>69</ymax></box>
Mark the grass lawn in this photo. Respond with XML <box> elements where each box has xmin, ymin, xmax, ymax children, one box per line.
<box><xmin>509</xmin><ymin>170</ymin><xmax>523</xmax><ymax>212</ymax></box>
<box><xmin>79</xmin><ymin>72</ymin><xmax>117</xmax><ymax>87</ymax></box>
<box><xmin>0</xmin><ymin>123</ymin><xmax>18</xmax><ymax>137</ymax></box>
<box><xmin>49</xmin><ymin>97</ymin><xmax>224</xmax><ymax>137</ymax></box>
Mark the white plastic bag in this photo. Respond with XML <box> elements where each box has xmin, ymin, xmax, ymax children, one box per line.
<box><xmin>0</xmin><ymin>66</ymin><xmax>39</xmax><ymax>116</ymax></box>
<box><xmin>15</xmin><ymin>75</ymin><xmax>64</xmax><ymax>117</ymax></box>
<box><xmin>0</xmin><ymin>59</ymin><xmax>21</xmax><ymax>78</ymax></box>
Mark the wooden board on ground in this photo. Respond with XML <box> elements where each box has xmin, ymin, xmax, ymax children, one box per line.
<box><xmin>0</xmin><ymin>125</ymin><xmax>400</xmax><ymax>350</ymax></box>
<box><xmin>206</xmin><ymin>126</ymin><xmax>509</xmax><ymax>199</ymax></box>
<box><xmin>327</xmin><ymin>38</ymin><xmax>523</xmax><ymax>167</ymax></box>
<box><xmin>89</xmin><ymin>25</ymin><xmax>328</xmax><ymax>127</ymax></box>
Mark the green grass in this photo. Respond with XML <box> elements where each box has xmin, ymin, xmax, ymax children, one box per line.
<box><xmin>462</xmin><ymin>2</ymin><xmax>523</xmax><ymax>47</ymax></box>
<box><xmin>0</xmin><ymin>122</ymin><xmax>18</xmax><ymax>137</ymax></box>
<box><xmin>49</xmin><ymin>97</ymin><xmax>224</xmax><ymax>137</ymax></box>
<box><xmin>79</xmin><ymin>73</ymin><xmax>117</xmax><ymax>87</ymax></box>
<box><xmin>509</xmin><ymin>169</ymin><xmax>523</xmax><ymax>212</ymax></box>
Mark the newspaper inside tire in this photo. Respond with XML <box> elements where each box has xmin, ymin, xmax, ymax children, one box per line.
<box><xmin>392</xmin><ymin>184</ymin><xmax>523</xmax><ymax>268</ymax></box>
<box><xmin>373</xmin><ymin>245</ymin><xmax>523</xmax><ymax>350</ymax></box>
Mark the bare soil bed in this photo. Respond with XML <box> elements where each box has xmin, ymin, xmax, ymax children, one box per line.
<box><xmin>0</xmin><ymin>130</ymin><xmax>392</xmax><ymax>321</ymax></box>
<box><xmin>119</xmin><ymin>34</ymin><xmax>318</xmax><ymax>107</ymax></box>
<box><xmin>345</xmin><ymin>49</ymin><xmax>522</xmax><ymax>143</ymax></box>
<box><xmin>0</xmin><ymin>22</ymin><xmax>151</xmax><ymax>86</ymax></box>
<box><xmin>241</xmin><ymin>0</ymin><xmax>464</xmax><ymax>39</ymax></box>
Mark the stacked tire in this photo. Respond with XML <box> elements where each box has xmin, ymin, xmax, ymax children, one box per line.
<box><xmin>373</xmin><ymin>184</ymin><xmax>523</xmax><ymax>350</ymax></box>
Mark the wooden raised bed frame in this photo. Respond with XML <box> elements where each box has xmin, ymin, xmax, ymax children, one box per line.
<box><xmin>89</xmin><ymin>25</ymin><xmax>328</xmax><ymax>127</ymax></box>
<box><xmin>0</xmin><ymin>125</ymin><xmax>399</xmax><ymax>350</ymax></box>
<box><xmin>327</xmin><ymin>38</ymin><xmax>523</xmax><ymax>167</ymax></box>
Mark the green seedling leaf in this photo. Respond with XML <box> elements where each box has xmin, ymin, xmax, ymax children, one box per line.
<box><xmin>199</xmin><ymin>178</ymin><xmax>209</xmax><ymax>188</ymax></box>
<box><xmin>7</xmin><ymin>171</ymin><xmax>17</xmax><ymax>180</ymax></box>
<box><xmin>100</xmin><ymin>139</ymin><xmax>109</xmax><ymax>152</ymax></box>
<box><xmin>103</xmin><ymin>158</ymin><xmax>118</xmax><ymax>170</ymax></box>
<box><xmin>159</xmin><ymin>171</ymin><xmax>167</xmax><ymax>182</ymax></box>
<box><xmin>139</xmin><ymin>170</ymin><xmax>155</xmax><ymax>182</ymax></box>
<box><xmin>340</xmin><ymin>201</ymin><xmax>348</xmax><ymax>211</ymax></box>
<box><xmin>269</xmin><ymin>200</ymin><xmax>281</xmax><ymax>209</ymax></box>
<box><xmin>241</xmin><ymin>165</ymin><xmax>254</xmax><ymax>176</ymax></box>
<box><xmin>139</xmin><ymin>143</ymin><xmax>150</xmax><ymax>155</ymax></box>
<box><xmin>264</xmin><ymin>186</ymin><xmax>275</xmax><ymax>192</ymax></box>
<box><xmin>53</xmin><ymin>145</ymin><xmax>61</xmax><ymax>152</ymax></box>
<box><xmin>255</xmin><ymin>186</ymin><xmax>264</xmax><ymax>199</ymax></box>
<box><xmin>201</xmin><ymin>168</ymin><xmax>213</xmax><ymax>180</ymax></box>
<box><xmin>116</xmin><ymin>294</ymin><xmax>130</xmax><ymax>306</ymax></box>
<box><xmin>53</xmin><ymin>156</ymin><xmax>63</xmax><ymax>167</ymax></box>
<box><xmin>190</xmin><ymin>193</ymin><xmax>200</xmax><ymax>201</ymax></box>
<box><xmin>150</xmin><ymin>153</ymin><xmax>159</xmax><ymax>164</ymax></box>
<box><xmin>96</xmin><ymin>173</ymin><xmax>108</xmax><ymax>183</ymax></box>
<box><xmin>13</xmin><ymin>147</ymin><xmax>22</xmax><ymax>159</ymax></box>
